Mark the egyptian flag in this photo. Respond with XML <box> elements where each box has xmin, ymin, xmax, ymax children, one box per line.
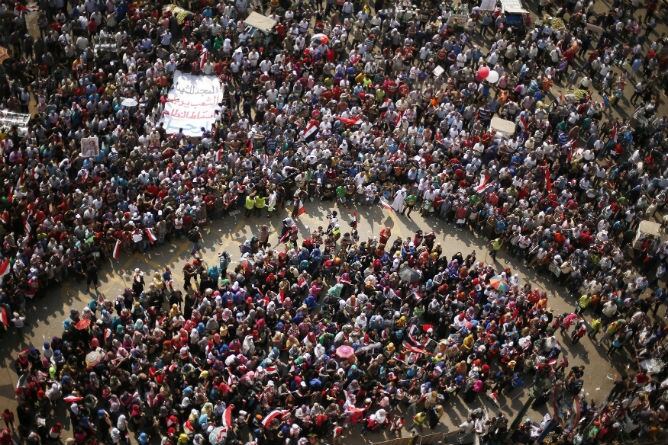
<box><xmin>0</xmin><ymin>306</ymin><xmax>8</xmax><ymax>330</ymax></box>
<box><xmin>222</xmin><ymin>405</ymin><xmax>234</xmax><ymax>429</ymax></box>
<box><xmin>475</xmin><ymin>173</ymin><xmax>492</xmax><ymax>193</ymax></box>
<box><xmin>0</xmin><ymin>211</ymin><xmax>9</xmax><ymax>225</ymax></box>
<box><xmin>544</xmin><ymin>165</ymin><xmax>553</xmax><ymax>192</ymax></box>
<box><xmin>295</xmin><ymin>203</ymin><xmax>306</xmax><ymax>217</ymax></box>
<box><xmin>351</xmin><ymin>210</ymin><xmax>359</xmax><ymax>228</ymax></box>
<box><xmin>519</xmin><ymin>113</ymin><xmax>529</xmax><ymax>133</ymax></box>
<box><xmin>279</xmin><ymin>229</ymin><xmax>292</xmax><ymax>244</ymax></box>
<box><xmin>301</xmin><ymin>120</ymin><xmax>319</xmax><ymax>140</ymax></box>
<box><xmin>261</xmin><ymin>409</ymin><xmax>289</xmax><ymax>428</ymax></box>
<box><xmin>112</xmin><ymin>239</ymin><xmax>122</xmax><ymax>261</ymax></box>
<box><xmin>216</xmin><ymin>148</ymin><xmax>225</xmax><ymax>163</ymax></box>
<box><xmin>610</xmin><ymin>124</ymin><xmax>618</xmax><ymax>143</ymax></box>
<box><xmin>0</xmin><ymin>258</ymin><xmax>10</xmax><ymax>278</ymax></box>
<box><xmin>337</xmin><ymin>116</ymin><xmax>361</xmax><ymax>126</ymax></box>
<box><xmin>145</xmin><ymin>228</ymin><xmax>157</xmax><ymax>244</ymax></box>
<box><xmin>264</xmin><ymin>365</ymin><xmax>278</xmax><ymax>374</ymax></box>
<box><xmin>394</xmin><ymin>109</ymin><xmax>405</xmax><ymax>128</ymax></box>
<box><xmin>403</xmin><ymin>343</ymin><xmax>428</xmax><ymax>355</ymax></box>
<box><xmin>379</xmin><ymin>197</ymin><xmax>393</xmax><ymax>211</ymax></box>
<box><xmin>23</xmin><ymin>218</ymin><xmax>31</xmax><ymax>235</ymax></box>
<box><xmin>565</xmin><ymin>139</ymin><xmax>575</xmax><ymax>162</ymax></box>
<box><xmin>199</xmin><ymin>48</ymin><xmax>208</xmax><ymax>71</ymax></box>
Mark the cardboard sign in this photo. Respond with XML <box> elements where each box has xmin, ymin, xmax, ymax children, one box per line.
<box><xmin>81</xmin><ymin>136</ymin><xmax>100</xmax><ymax>157</ymax></box>
<box><xmin>480</xmin><ymin>0</ymin><xmax>497</xmax><ymax>10</ymax></box>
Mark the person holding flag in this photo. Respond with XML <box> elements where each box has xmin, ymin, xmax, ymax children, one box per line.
<box><xmin>291</xmin><ymin>189</ymin><xmax>306</xmax><ymax>219</ymax></box>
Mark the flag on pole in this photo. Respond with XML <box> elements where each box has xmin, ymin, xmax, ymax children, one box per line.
<box><xmin>519</xmin><ymin>114</ymin><xmax>529</xmax><ymax>133</ymax></box>
<box><xmin>145</xmin><ymin>228</ymin><xmax>157</xmax><ymax>244</ymax></box>
<box><xmin>301</xmin><ymin>121</ymin><xmax>319</xmax><ymax>140</ymax></box>
<box><xmin>0</xmin><ymin>258</ymin><xmax>10</xmax><ymax>278</ymax></box>
<box><xmin>23</xmin><ymin>219</ymin><xmax>31</xmax><ymax>235</ymax></box>
<box><xmin>544</xmin><ymin>165</ymin><xmax>553</xmax><ymax>192</ymax></box>
<box><xmin>199</xmin><ymin>48</ymin><xmax>208</xmax><ymax>71</ymax></box>
<box><xmin>112</xmin><ymin>239</ymin><xmax>122</xmax><ymax>261</ymax></box>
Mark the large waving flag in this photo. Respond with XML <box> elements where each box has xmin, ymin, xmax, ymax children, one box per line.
<box><xmin>475</xmin><ymin>173</ymin><xmax>493</xmax><ymax>194</ymax></box>
<box><xmin>261</xmin><ymin>409</ymin><xmax>289</xmax><ymax>428</ymax></box>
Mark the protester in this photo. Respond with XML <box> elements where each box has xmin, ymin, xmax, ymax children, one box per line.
<box><xmin>0</xmin><ymin>0</ymin><xmax>667</xmax><ymax>443</ymax></box>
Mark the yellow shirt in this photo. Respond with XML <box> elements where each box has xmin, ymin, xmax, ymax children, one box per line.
<box><xmin>245</xmin><ymin>196</ymin><xmax>255</xmax><ymax>210</ymax></box>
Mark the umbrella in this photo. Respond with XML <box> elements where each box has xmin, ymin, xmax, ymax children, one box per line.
<box><xmin>486</xmin><ymin>70</ymin><xmax>500</xmax><ymax>84</ymax></box>
<box><xmin>355</xmin><ymin>342</ymin><xmax>382</xmax><ymax>355</ymax></box>
<box><xmin>563</xmin><ymin>313</ymin><xmax>578</xmax><ymax>326</ymax></box>
<box><xmin>85</xmin><ymin>350</ymin><xmax>105</xmax><ymax>368</ymax></box>
<box><xmin>335</xmin><ymin>345</ymin><xmax>355</xmax><ymax>360</ymax></box>
<box><xmin>121</xmin><ymin>98</ymin><xmax>138</xmax><ymax>107</ymax></box>
<box><xmin>208</xmin><ymin>426</ymin><xmax>227</xmax><ymax>445</ymax></box>
<box><xmin>489</xmin><ymin>275</ymin><xmax>509</xmax><ymax>293</ymax></box>
<box><xmin>640</xmin><ymin>358</ymin><xmax>664</xmax><ymax>374</ymax></box>
<box><xmin>75</xmin><ymin>319</ymin><xmax>91</xmax><ymax>330</ymax></box>
<box><xmin>476</xmin><ymin>66</ymin><xmax>490</xmax><ymax>81</ymax></box>
<box><xmin>311</xmin><ymin>33</ymin><xmax>329</xmax><ymax>45</ymax></box>
<box><xmin>399</xmin><ymin>265</ymin><xmax>421</xmax><ymax>283</ymax></box>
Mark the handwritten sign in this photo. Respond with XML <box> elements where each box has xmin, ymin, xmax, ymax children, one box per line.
<box><xmin>160</xmin><ymin>71</ymin><xmax>224</xmax><ymax>137</ymax></box>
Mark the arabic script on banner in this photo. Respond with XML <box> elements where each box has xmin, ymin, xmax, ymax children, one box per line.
<box><xmin>160</xmin><ymin>71</ymin><xmax>224</xmax><ymax>137</ymax></box>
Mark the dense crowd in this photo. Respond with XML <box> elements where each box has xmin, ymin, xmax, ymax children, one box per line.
<box><xmin>1</xmin><ymin>0</ymin><xmax>668</xmax><ymax>443</ymax></box>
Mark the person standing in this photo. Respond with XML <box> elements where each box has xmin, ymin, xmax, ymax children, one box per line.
<box><xmin>292</xmin><ymin>190</ymin><xmax>305</xmax><ymax>219</ymax></box>
<box><xmin>403</xmin><ymin>192</ymin><xmax>417</xmax><ymax>217</ymax></box>
<box><xmin>245</xmin><ymin>192</ymin><xmax>256</xmax><ymax>218</ymax></box>
<box><xmin>132</xmin><ymin>269</ymin><xmax>145</xmax><ymax>298</ymax></box>
<box><xmin>489</xmin><ymin>237</ymin><xmax>503</xmax><ymax>260</ymax></box>
<box><xmin>391</xmin><ymin>187</ymin><xmax>407</xmax><ymax>213</ymax></box>
<box><xmin>267</xmin><ymin>188</ymin><xmax>278</xmax><ymax>216</ymax></box>
<box><xmin>188</xmin><ymin>226</ymin><xmax>203</xmax><ymax>256</ymax></box>
<box><xmin>86</xmin><ymin>263</ymin><xmax>99</xmax><ymax>291</ymax></box>
<box><xmin>254</xmin><ymin>193</ymin><xmax>266</xmax><ymax>216</ymax></box>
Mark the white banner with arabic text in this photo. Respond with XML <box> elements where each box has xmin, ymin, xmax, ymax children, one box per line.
<box><xmin>161</xmin><ymin>71</ymin><xmax>223</xmax><ymax>137</ymax></box>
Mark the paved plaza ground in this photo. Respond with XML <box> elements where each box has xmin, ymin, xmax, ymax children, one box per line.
<box><xmin>0</xmin><ymin>201</ymin><xmax>626</xmax><ymax>442</ymax></box>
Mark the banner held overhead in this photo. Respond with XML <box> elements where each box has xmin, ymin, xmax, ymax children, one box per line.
<box><xmin>244</xmin><ymin>11</ymin><xmax>277</xmax><ymax>33</ymax></box>
<box><xmin>160</xmin><ymin>71</ymin><xmax>224</xmax><ymax>137</ymax></box>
